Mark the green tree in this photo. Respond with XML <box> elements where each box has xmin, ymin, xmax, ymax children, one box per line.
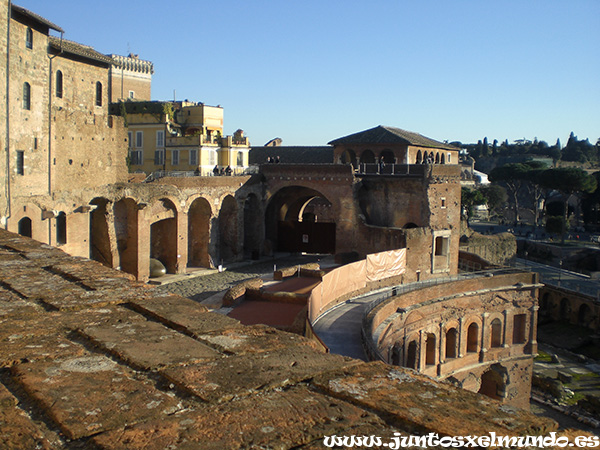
<box><xmin>538</xmin><ymin>167</ymin><xmax>597</xmax><ymax>241</ymax></box>
<box><xmin>480</xmin><ymin>184</ymin><xmax>507</xmax><ymax>217</ymax></box>
<box><xmin>489</xmin><ymin>163</ymin><xmax>533</xmax><ymax>223</ymax></box>
<box><xmin>461</xmin><ymin>187</ymin><xmax>486</xmax><ymax>224</ymax></box>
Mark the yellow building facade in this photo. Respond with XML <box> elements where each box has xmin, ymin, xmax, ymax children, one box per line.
<box><xmin>116</xmin><ymin>101</ymin><xmax>249</xmax><ymax>176</ymax></box>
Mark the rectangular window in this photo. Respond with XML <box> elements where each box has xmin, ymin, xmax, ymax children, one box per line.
<box><xmin>513</xmin><ymin>314</ymin><xmax>527</xmax><ymax>344</ymax></box>
<box><xmin>434</xmin><ymin>236</ymin><xmax>449</xmax><ymax>256</ymax></box>
<box><xmin>128</xmin><ymin>131</ymin><xmax>133</xmax><ymax>149</ymax></box>
<box><xmin>172</xmin><ymin>150</ymin><xmax>179</xmax><ymax>166</ymax></box>
<box><xmin>128</xmin><ymin>90</ymin><xmax>135</xmax><ymax>99</ymax></box>
<box><xmin>16</xmin><ymin>151</ymin><xmax>24</xmax><ymax>175</ymax></box>
<box><xmin>130</xmin><ymin>150</ymin><xmax>143</xmax><ymax>165</ymax></box>
<box><xmin>154</xmin><ymin>149</ymin><xmax>164</xmax><ymax>166</ymax></box>
<box><xmin>189</xmin><ymin>149</ymin><xmax>198</xmax><ymax>166</ymax></box>
<box><xmin>441</xmin><ymin>197</ymin><xmax>446</xmax><ymax>209</ymax></box>
<box><xmin>156</xmin><ymin>130</ymin><xmax>164</xmax><ymax>148</ymax></box>
<box><xmin>447</xmin><ymin>153</ymin><xmax>452</xmax><ymax>163</ymax></box>
<box><xmin>135</xmin><ymin>131</ymin><xmax>143</xmax><ymax>148</ymax></box>
<box><xmin>209</xmin><ymin>150</ymin><xmax>216</xmax><ymax>165</ymax></box>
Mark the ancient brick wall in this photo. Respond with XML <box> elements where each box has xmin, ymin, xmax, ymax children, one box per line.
<box><xmin>366</xmin><ymin>271</ymin><xmax>540</xmax><ymax>409</ymax></box>
<box><xmin>0</xmin><ymin>229</ymin><xmax>560</xmax><ymax>448</ymax></box>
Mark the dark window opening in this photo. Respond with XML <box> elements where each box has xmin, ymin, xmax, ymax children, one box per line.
<box><xmin>23</xmin><ymin>82</ymin><xmax>31</xmax><ymax>110</ymax></box>
<box><xmin>56</xmin><ymin>70</ymin><xmax>63</xmax><ymax>98</ymax></box>
<box><xmin>56</xmin><ymin>212</ymin><xmax>67</xmax><ymax>245</ymax></box>
<box><xmin>16</xmin><ymin>150</ymin><xmax>24</xmax><ymax>175</ymax></box>
<box><xmin>95</xmin><ymin>81</ymin><xmax>102</xmax><ymax>106</ymax></box>
<box><xmin>26</xmin><ymin>27</ymin><xmax>33</xmax><ymax>49</ymax></box>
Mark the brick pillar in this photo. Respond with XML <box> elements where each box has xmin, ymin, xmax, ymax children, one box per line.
<box><xmin>176</xmin><ymin>211</ymin><xmax>187</xmax><ymax>274</ymax></box>
<box><xmin>527</xmin><ymin>305</ymin><xmax>539</xmax><ymax>355</ymax></box>
<box><xmin>480</xmin><ymin>312</ymin><xmax>489</xmax><ymax>363</ymax></box>
<box><xmin>502</xmin><ymin>309</ymin><xmax>511</xmax><ymax>349</ymax></box>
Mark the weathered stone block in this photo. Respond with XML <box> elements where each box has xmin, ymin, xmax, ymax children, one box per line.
<box><xmin>80</xmin><ymin>317</ymin><xmax>222</xmax><ymax>370</ymax></box>
<box><xmin>92</xmin><ymin>385</ymin><xmax>393</xmax><ymax>450</ymax></box>
<box><xmin>11</xmin><ymin>355</ymin><xmax>183</xmax><ymax>440</ymax></box>
<box><xmin>129</xmin><ymin>295</ymin><xmax>241</xmax><ymax>335</ymax></box>
<box><xmin>311</xmin><ymin>361</ymin><xmax>556</xmax><ymax>436</ymax></box>
<box><xmin>160</xmin><ymin>346</ymin><xmax>357</xmax><ymax>403</ymax></box>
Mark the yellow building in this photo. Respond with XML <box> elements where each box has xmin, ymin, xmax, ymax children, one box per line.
<box><xmin>112</xmin><ymin>100</ymin><xmax>249</xmax><ymax>176</ymax></box>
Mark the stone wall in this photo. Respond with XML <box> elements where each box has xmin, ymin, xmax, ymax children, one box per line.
<box><xmin>0</xmin><ymin>228</ymin><xmax>561</xmax><ymax>448</ymax></box>
<box><xmin>366</xmin><ymin>271</ymin><xmax>540</xmax><ymax>409</ymax></box>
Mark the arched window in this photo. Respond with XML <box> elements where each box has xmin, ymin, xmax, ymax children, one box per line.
<box><xmin>56</xmin><ymin>212</ymin><xmax>67</xmax><ymax>245</ymax></box>
<box><xmin>425</xmin><ymin>333</ymin><xmax>436</xmax><ymax>365</ymax></box>
<box><xmin>467</xmin><ymin>323</ymin><xmax>479</xmax><ymax>353</ymax></box>
<box><xmin>416</xmin><ymin>150</ymin><xmax>422</xmax><ymax>164</ymax></box>
<box><xmin>22</xmin><ymin>82</ymin><xmax>31</xmax><ymax>110</ymax></box>
<box><xmin>56</xmin><ymin>70</ymin><xmax>63</xmax><ymax>98</ymax></box>
<box><xmin>26</xmin><ymin>27</ymin><xmax>33</xmax><ymax>49</ymax></box>
<box><xmin>490</xmin><ymin>318</ymin><xmax>502</xmax><ymax>348</ymax></box>
<box><xmin>95</xmin><ymin>81</ymin><xmax>102</xmax><ymax>106</ymax></box>
<box><xmin>445</xmin><ymin>328</ymin><xmax>458</xmax><ymax>359</ymax></box>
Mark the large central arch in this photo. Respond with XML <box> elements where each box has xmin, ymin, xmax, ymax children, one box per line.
<box><xmin>265</xmin><ymin>186</ymin><xmax>336</xmax><ymax>254</ymax></box>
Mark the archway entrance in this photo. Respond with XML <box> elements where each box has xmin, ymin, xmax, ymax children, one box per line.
<box><xmin>150</xmin><ymin>199</ymin><xmax>177</xmax><ymax>273</ymax></box>
<box><xmin>219</xmin><ymin>195</ymin><xmax>239</xmax><ymax>263</ymax></box>
<box><xmin>243</xmin><ymin>194</ymin><xmax>262</xmax><ymax>259</ymax></box>
<box><xmin>113</xmin><ymin>198</ymin><xmax>138</xmax><ymax>276</ymax></box>
<box><xmin>18</xmin><ymin>217</ymin><xmax>32</xmax><ymax>237</ymax></box>
<box><xmin>89</xmin><ymin>198</ymin><xmax>112</xmax><ymax>267</ymax></box>
<box><xmin>265</xmin><ymin>186</ymin><xmax>335</xmax><ymax>254</ymax></box>
<box><xmin>188</xmin><ymin>197</ymin><xmax>212</xmax><ymax>268</ymax></box>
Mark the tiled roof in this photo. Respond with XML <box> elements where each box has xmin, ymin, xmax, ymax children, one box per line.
<box><xmin>11</xmin><ymin>4</ymin><xmax>64</xmax><ymax>32</ymax></box>
<box><xmin>249</xmin><ymin>146</ymin><xmax>333</xmax><ymax>164</ymax></box>
<box><xmin>49</xmin><ymin>36</ymin><xmax>113</xmax><ymax>66</ymax></box>
<box><xmin>328</xmin><ymin>125</ymin><xmax>458</xmax><ymax>150</ymax></box>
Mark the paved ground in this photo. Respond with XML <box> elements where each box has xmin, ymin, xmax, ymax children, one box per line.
<box><xmin>155</xmin><ymin>254</ymin><xmax>323</xmax><ymax>303</ymax></box>
<box><xmin>311</xmin><ymin>292</ymin><xmax>384</xmax><ymax>361</ymax></box>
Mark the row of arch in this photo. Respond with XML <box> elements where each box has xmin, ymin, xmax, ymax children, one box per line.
<box><xmin>539</xmin><ymin>290</ymin><xmax>596</xmax><ymax>329</ymax></box>
<box><xmin>340</xmin><ymin>148</ymin><xmax>452</xmax><ymax>168</ymax></box>
<box><xmin>391</xmin><ymin>312</ymin><xmax>528</xmax><ymax>372</ymax></box>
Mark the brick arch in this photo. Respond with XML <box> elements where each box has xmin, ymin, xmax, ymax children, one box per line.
<box><xmin>243</xmin><ymin>193</ymin><xmax>262</xmax><ymax>259</ymax></box>
<box><xmin>89</xmin><ymin>197</ymin><xmax>113</xmax><ymax>267</ymax></box>
<box><xmin>219</xmin><ymin>195</ymin><xmax>239</xmax><ymax>264</ymax></box>
<box><xmin>150</xmin><ymin>198</ymin><xmax>178</xmax><ymax>274</ymax></box>
<box><xmin>113</xmin><ymin>197</ymin><xmax>139</xmax><ymax>277</ymax></box>
<box><xmin>188</xmin><ymin>196</ymin><xmax>213</xmax><ymax>268</ymax></box>
<box><xmin>265</xmin><ymin>186</ymin><xmax>335</xmax><ymax>254</ymax></box>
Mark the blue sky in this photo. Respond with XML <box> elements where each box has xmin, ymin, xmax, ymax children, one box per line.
<box><xmin>19</xmin><ymin>0</ymin><xmax>600</xmax><ymax>147</ymax></box>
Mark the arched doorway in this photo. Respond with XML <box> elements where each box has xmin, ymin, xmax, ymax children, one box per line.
<box><xmin>380</xmin><ymin>149</ymin><xmax>395</xmax><ymax>164</ymax></box>
<box><xmin>150</xmin><ymin>199</ymin><xmax>178</xmax><ymax>273</ymax></box>
<box><xmin>188</xmin><ymin>197</ymin><xmax>212</xmax><ymax>268</ymax></box>
<box><xmin>265</xmin><ymin>186</ymin><xmax>335</xmax><ymax>254</ymax></box>
<box><xmin>243</xmin><ymin>194</ymin><xmax>262</xmax><ymax>259</ymax></box>
<box><xmin>18</xmin><ymin>217</ymin><xmax>32</xmax><ymax>238</ymax></box>
<box><xmin>340</xmin><ymin>148</ymin><xmax>357</xmax><ymax>169</ymax></box>
<box><xmin>359</xmin><ymin>149</ymin><xmax>375</xmax><ymax>165</ymax></box>
<box><xmin>578</xmin><ymin>303</ymin><xmax>592</xmax><ymax>327</ymax></box>
<box><xmin>478</xmin><ymin>364</ymin><xmax>507</xmax><ymax>401</ymax></box>
<box><xmin>113</xmin><ymin>198</ymin><xmax>138</xmax><ymax>276</ymax></box>
<box><xmin>219</xmin><ymin>195</ymin><xmax>239</xmax><ymax>263</ymax></box>
<box><xmin>560</xmin><ymin>298</ymin><xmax>571</xmax><ymax>323</ymax></box>
<box><xmin>89</xmin><ymin>198</ymin><xmax>112</xmax><ymax>267</ymax></box>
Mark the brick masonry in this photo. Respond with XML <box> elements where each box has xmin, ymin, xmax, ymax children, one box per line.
<box><xmin>0</xmin><ymin>228</ymin><xmax>569</xmax><ymax>449</ymax></box>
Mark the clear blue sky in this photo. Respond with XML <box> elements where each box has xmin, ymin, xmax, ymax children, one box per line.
<box><xmin>19</xmin><ymin>0</ymin><xmax>600</xmax><ymax>147</ymax></box>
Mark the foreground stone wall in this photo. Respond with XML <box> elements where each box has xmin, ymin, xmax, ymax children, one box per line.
<box><xmin>0</xmin><ymin>229</ymin><xmax>559</xmax><ymax>448</ymax></box>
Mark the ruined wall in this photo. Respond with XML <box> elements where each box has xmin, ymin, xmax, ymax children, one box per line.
<box><xmin>366</xmin><ymin>272</ymin><xmax>539</xmax><ymax>409</ymax></box>
<box><xmin>0</xmin><ymin>229</ymin><xmax>559</xmax><ymax>449</ymax></box>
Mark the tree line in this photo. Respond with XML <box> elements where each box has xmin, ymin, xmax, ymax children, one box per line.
<box><xmin>454</xmin><ymin>132</ymin><xmax>600</xmax><ymax>165</ymax></box>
